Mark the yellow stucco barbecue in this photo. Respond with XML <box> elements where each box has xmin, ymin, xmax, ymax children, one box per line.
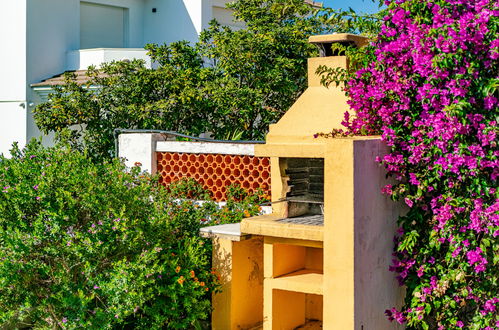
<box><xmin>201</xmin><ymin>34</ymin><xmax>406</xmax><ymax>330</ymax></box>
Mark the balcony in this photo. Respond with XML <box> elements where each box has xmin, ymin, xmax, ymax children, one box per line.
<box><xmin>66</xmin><ymin>48</ymin><xmax>152</xmax><ymax>71</ymax></box>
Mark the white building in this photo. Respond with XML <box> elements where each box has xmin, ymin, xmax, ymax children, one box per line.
<box><xmin>0</xmin><ymin>0</ymin><xmax>239</xmax><ymax>156</ymax></box>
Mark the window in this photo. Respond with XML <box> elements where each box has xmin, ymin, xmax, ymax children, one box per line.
<box><xmin>80</xmin><ymin>2</ymin><xmax>128</xmax><ymax>49</ymax></box>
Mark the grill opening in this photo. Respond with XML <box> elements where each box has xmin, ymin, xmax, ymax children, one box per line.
<box><xmin>281</xmin><ymin>158</ymin><xmax>324</xmax><ymax>219</ymax></box>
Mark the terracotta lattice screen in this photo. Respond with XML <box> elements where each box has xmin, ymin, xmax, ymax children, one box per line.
<box><xmin>157</xmin><ymin>152</ymin><xmax>271</xmax><ymax>201</ymax></box>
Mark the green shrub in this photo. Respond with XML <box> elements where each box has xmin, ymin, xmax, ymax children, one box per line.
<box><xmin>0</xmin><ymin>141</ymin><xmax>268</xmax><ymax>329</ymax></box>
<box><xmin>0</xmin><ymin>141</ymin><xmax>220</xmax><ymax>329</ymax></box>
<box><xmin>165</xmin><ymin>178</ymin><xmax>268</xmax><ymax>226</ymax></box>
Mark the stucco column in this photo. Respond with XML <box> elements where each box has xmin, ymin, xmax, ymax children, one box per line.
<box><xmin>118</xmin><ymin>133</ymin><xmax>164</xmax><ymax>174</ymax></box>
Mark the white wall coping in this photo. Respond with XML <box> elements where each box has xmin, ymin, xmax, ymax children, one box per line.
<box><xmin>188</xmin><ymin>200</ymin><xmax>272</xmax><ymax>215</ymax></box>
<box><xmin>156</xmin><ymin>141</ymin><xmax>257</xmax><ymax>156</ymax></box>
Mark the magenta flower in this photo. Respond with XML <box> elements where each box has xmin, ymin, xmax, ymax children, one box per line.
<box><xmin>404</xmin><ymin>197</ymin><xmax>413</xmax><ymax>208</ymax></box>
<box><xmin>385</xmin><ymin>308</ymin><xmax>406</xmax><ymax>324</ymax></box>
<box><xmin>343</xmin><ymin>0</ymin><xmax>498</xmax><ymax>326</ymax></box>
<box><xmin>416</xmin><ymin>266</ymin><xmax>424</xmax><ymax>278</ymax></box>
<box><xmin>466</xmin><ymin>248</ymin><xmax>488</xmax><ymax>273</ymax></box>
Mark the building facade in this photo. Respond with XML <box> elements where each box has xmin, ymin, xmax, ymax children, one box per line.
<box><xmin>0</xmin><ymin>0</ymin><xmax>238</xmax><ymax>156</ymax></box>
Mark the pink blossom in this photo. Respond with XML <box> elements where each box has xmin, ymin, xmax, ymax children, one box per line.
<box><xmin>404</xmin><ymin>197</ymin><xmax>414</xmax><ymax>208</ymax></box>
<box><xmin>466</xmin><ymin>248</ymin><xmax>488</xmax><ymax>273</ymax></box>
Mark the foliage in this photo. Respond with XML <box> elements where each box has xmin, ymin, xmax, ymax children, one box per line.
<box><xmin>34</xmin><ymin>0</ymin><xmax>325</xmax><ymax>160</ymax></box>
<box><xmin>317</xmin><ymin>5</ymin><xmax>384</xmax><ymax>38</ymax></box>
<box><xmin>34</xmin><ymin>41</ymin><xmax>211</xmax><ymax>161</ymax></box>
<box><xmin>195</xmin><ymin>0</ymin><xmax>322</xmax><ymax>140</ymax></box>
<box><xmin>0</xmin><ymin>141</ymin><xmax>265</xmax><ymax>329</ymax></box>
<box><xmin>213</xmin><ymin>184</ymin><xmax>269</xmax><ymax>224</ymax></box>
<box><xmin>314</xmin><ymin>0</ymin><xmax>385</xmax><ymax>89</ymax></box>
<box><xmin>164</xmin><ymin>178</ymin><xmax>268</xmax><ymax>226</ymax></box>
<box><xmin>334</xmin><ymin>0</ymin><xmax>498</xmax><ymax>328</ymax></box>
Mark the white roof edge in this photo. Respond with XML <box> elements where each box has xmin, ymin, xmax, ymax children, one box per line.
<box><xmin>32</xmin><ymin>85</ymin><xmax>100</xmax><ymax>90</ymax></box>
<box><xmin>72</xmin><ymin>48</ymin><xmax>148</xmax><ymax>52</ymax></box>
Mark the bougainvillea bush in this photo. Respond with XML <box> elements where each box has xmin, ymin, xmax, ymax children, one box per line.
<box><xmin>0</xmin><ymin>141</ymin><xmax>264</xmax><ymax>329</ymax></box>
<box><xmin>341</xmin><ymin>0</ymin><xmax>498</xmax><ymax>329</ymax></box>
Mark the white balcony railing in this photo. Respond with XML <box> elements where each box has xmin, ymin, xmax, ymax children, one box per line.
<box><xmin>66</xmin><ymin>48</ymin><xmax>152</xmax><ymax>71</ymax></box>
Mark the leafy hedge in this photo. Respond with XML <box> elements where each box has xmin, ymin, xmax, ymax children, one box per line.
<box><xmin>342</xmin><ymin>0</ymin><xmax>498</xmax><ymax>329</ymax></box>
<box><xmin>0</xmin><ymin>141</ymin><xmax>263</xmax><ymax>329</ymax></box>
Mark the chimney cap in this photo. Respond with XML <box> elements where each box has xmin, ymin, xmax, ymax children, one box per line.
<box><xmin>308</xmin><ymin>33</ymin><xmax>369</xmax><ymax>48</ymax></box>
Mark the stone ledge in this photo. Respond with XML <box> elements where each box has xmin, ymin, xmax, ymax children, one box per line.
<box><xmin>200</xmin><ymin>223</ymin><xmax>252</xmax><ymax>241</ymax></box>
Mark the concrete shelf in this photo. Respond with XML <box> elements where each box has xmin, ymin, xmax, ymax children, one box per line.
<box><xmin>241</xmin><ymin>214</ymin><xmax>324</xmax><ymax>242</ymax></box>
<box><xmin>270</xmin><ymin>269</ymin><xmax>323</xmax><ymax>295</ymax></box>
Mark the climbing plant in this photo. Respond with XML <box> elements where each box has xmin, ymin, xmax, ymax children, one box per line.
<box><xmin>335</xmin><ymin>0</ymin><xmax>498</xmax><ymax>328</ymax></box>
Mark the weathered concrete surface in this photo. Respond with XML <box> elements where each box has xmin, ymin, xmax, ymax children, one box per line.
<box><xmin>324</xmin><ymin>138</ymin><xmax>406</xmax><ymax>330</ymax></box>
<box><xmin>156</xmin><ymin>141</ymin><xmax>255</xmax><ymax>156</ymax></box>
<box><xmin>118</xmin><ymin>133</ymin><xmax>163</xmax><ymax>174</ymax></box>
<box><xmin>211</xmin><ymin>235</ymin><xmax>264</xmax><ymax>330</ymax></box>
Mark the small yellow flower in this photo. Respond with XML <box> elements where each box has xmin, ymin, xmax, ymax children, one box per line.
<box><xmin>189</xmin><ymin>270</ymin><xmax>195</xmax><ymax>278</ymax></box>
<box><xmin>199</xmin><ymin>281</ymin><xmax>205</xmax><ymax>287</ymax></box>
<box><xmin>177</xmin><ymin>276</ymin><xmax>185</xmax><ymax>285</ymax></box>
<box><xmin>175</xmin><ymin>266</ymin><xmax>181</xmax><ymax>273</ymax></box>
<box><xmin>243</xmin><ymin>210</ymin><xmax>250</xmax><ymax>218</ymax></box>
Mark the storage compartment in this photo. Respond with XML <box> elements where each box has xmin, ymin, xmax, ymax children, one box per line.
<box><xmin>272</xmin><ymin>290</ymin><xmax>323</xmax><ymax>329</ymax></box>
<box><xmin>264</xmin><ymin>238</ymin><xmax>324</xmax><ymax>328</ymax></box>
<box><xmin>272</xmin><ymin>243</ymin><xmax>323</xmax><ymax>278</ymax></box>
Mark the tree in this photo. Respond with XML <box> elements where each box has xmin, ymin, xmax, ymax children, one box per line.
<box><xmin>34</xmin><ymin>41</ymin><xmax>211</xmax><ymax>160</ymax></box>
<box><xmin>196</xmin><ymin>0</ymin><xmax>321</xmax><ymax>140</ymax></box>
<box><xmin>34</xmin><ymin>0</ymin><xmax>385</xmax><ymax>160</ymax></box>
<box><xmin>34</xmin><ymin>0</ymin><xmax>324</xmax><ymax>160</ymax></box>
